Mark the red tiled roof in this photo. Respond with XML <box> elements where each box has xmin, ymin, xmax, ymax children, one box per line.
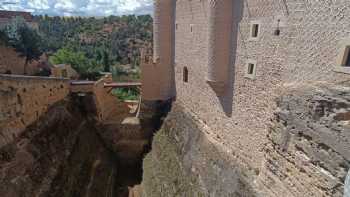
<box><xmin>0</xmin><ymin>10</ymin><xmax>33</xmax><ymax>22</ymax></box>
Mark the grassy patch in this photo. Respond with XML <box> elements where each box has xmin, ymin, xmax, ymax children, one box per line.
<box><xmin>111</xmin><ymin>88</ymin><xmax>139</xmax><ymax>101</ymax></box>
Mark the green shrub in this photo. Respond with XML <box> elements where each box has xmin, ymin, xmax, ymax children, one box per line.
<box><xmin>111</xmin><ymin>88</ymin><xmax>139</xmax><ymax>101</ymax></box>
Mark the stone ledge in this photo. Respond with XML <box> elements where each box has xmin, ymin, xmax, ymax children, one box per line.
<box><xmin>334</xmin><ymin>66</ymin><xmax>350</xmax><ymax>74</ymax></box>
<box><xmin>0</xmin><ymin>74</ymin><xmax>70</xmax><ymax>81</ymax></box>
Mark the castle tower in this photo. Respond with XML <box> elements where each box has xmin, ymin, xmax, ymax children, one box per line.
<box><xmin>141</xmin><ymin>0</ymin><xmax>176</xmax><ymax>101</ymax></box>
<box><xmin>206</xmin><ymin>0</ymin><xmax>234</xmax><ymax>95</ymax></box>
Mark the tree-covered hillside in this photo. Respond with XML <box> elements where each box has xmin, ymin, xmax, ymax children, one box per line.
<box><xmin>35</xmin><ymin>15</ymin><xmax>153</xmax><ymax>79</ymax></box>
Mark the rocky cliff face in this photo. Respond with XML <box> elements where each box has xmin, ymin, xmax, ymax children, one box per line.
<box><xmin>0</xmin><ymin>97</ymin><xmax>118</xmax><ymax>197</ymax></box>
<box><xmin>142</xmin><ymin>104</ymin><xmax>256</xmax><ymax>197</ymax></box>
<box><xmin>261</xmin><ymin>83</ymin><xmax>350</xmax><ymax>197</ymax></box>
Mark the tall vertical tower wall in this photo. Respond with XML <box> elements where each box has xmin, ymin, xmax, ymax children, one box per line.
<box><xmin>141</xmin><ymin>0</ymin><xmax>176</xmax><ymax>101</ymax></box>
<box><xmin>206</xmin><ymin>0</ymin><xmax>234</xmax><ymax>95</ymax></box>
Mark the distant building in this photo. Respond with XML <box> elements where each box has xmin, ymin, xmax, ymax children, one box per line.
<box><xmin>51</xmin><ymin>64</ymin><xmax>79</xmax><ymax>79</ymax></box>
<box><xmin>0</xmin><ymin>10</ymin><xmax>38</xmax><ymax>29</ymax></box>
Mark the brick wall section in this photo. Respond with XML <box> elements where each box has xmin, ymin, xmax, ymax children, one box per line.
<box><xmin>171</xmin><ymin>0</ymin><xmax>350</xmax><ymax>196</ymax></box>
<box><xmin>0</xmin><ymin>74</ymin><xmax>69</xmax><ymax>148</ymax></box>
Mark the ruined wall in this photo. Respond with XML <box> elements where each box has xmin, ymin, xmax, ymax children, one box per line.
<box><xmin>0</xmin><ymin>75</ymin><xmax>69</xmax><ymax>147</ymax></box>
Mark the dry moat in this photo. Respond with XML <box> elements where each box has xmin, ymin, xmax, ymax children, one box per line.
<box><xmin>0</xmin><ymin>75</ymin><xmax>171</xmax><ymax>197</ymax></box>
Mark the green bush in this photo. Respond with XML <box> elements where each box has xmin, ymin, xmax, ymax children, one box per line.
<box><xmin>111</xmin><ymin>88</ymin><xmax>139</xmax><ymax>101</ymax></box>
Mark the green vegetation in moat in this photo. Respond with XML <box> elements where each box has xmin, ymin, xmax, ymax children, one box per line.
<box><xmin>111</xmin><ymin>88</ymin><xmax>139</xmax><ymax>101</ymax></box>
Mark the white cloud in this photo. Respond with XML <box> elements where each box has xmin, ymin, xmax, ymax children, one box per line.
<box><xmin>0</xmin><ymin>0</ymin><xmax>153</xmax><ymax>16</ymax></box>
<box><xmin>27</xmin><ymin>0</ymin><xmax>49</xmax><ymax>10</ymax></box>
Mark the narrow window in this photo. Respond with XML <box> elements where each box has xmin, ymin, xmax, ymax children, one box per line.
<box><xmin>190</xmin><ymin>24</ymin><xmax>193</xmax><ymax>33</ymax></box>
<box><xmin>335</xmin><ymin>41</ymin><xmax>350</xmax><ymax>74</ymax></box>
<box><xmin>251</xmin><ymin>24</ymin><xmax>259</xmax><ymax>38</ymax></box>
<box><xmin>344</xmin><ymin>46</ymin><xmax>350</xmax><ymax>67</ymax></box>
<box><xmin>183</xmin><ymin>67</ymin><xmax>188</xmax><ymax>82</ymax></box>
<box><xmin>245</xmin><ymin>60</ymin><xmax>257</xmax><ymax>79</ymax></box>
<box><xmin>176</xmin><ymin>23</ymin><xmax>179</xmax><ymax>30</ymax></box>
<box><xmin>248</xmin><ymin>63</ymin><xmax>255</xmax><ymax>75</ymax></box>
<box><xmin>274</xmin><ymin>19</ymin><xmax>281</xmax><ymax>36</ymax></box>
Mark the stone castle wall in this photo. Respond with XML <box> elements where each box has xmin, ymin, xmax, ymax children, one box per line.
<box><xmin>143</xmin><ymin>83</ymin><xmax>350</xmax><ymax>197</ymax></box>
<box><xmin>149</xmin><ymin>0</ymin><xmax>350</xmax><ymax>196</ymax></box>
<box><xmin>0</xmin><ymin>74</ymin><xmax>69</xmax><ymax>148</ymax></box>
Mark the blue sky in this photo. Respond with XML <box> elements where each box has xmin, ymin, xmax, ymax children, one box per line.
<box><xmin>0</xmin><ymin>0</ymin><xmax>153</xmax><ymax>16</ymax></box>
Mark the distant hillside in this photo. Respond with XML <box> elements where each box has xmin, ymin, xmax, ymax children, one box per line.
<box><xmin>35</xmin><ymin>15</ymin><xmax>153</xmax><ymax>68</ymax></box>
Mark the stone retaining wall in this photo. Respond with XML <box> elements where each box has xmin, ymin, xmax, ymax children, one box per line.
<box><xmin>0</xmin><ymin>74</ymin><xmax>69</xmax><ymax>147</ymax></box>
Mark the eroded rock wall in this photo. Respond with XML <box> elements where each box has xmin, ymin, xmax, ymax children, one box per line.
<box><xmin>142</xmin><ymin>103</ymin><xmax>256</xmax><ymax>197</ymax></box>
<box><xmin>0</xmin><ymin>100</ymin><xmax>84</xmax><ymax>197</ymax></box>
<box><xmin>0</xmin><ymin>96</ymin><xmax>119</xmax><ymax>197</ymax></box>
<box><xmin>261</xmin><ymin>83</ymin><xmax>350</xmax><ymax>197</ymax></box>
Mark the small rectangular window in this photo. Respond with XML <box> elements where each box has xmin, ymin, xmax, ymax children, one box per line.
<box><xmin>345</xmin><ymin>46</ymin><xmax>350</xmax><ymax>67</ymax></box>
<box><xmin>248</xmin><ymin>63</ymin><xmax>255</xmax><ymax>74</ymax></box>
<box><xmin>249</xmin><ymin>21</ymin><xmax>261</xmax><ymax>40</ymax></box>
<box><xmin>334</xmin><ymin>39</ymin><xmax>350</xmax><ymax>74</ymax></box>
<box><xmin>183</xmin><ymin>67</ymin><xmax>188</xmax><ymax>83</ymax></box>
<box><xmin>176</xmin><ymin>23</ymin><xmax>178</xmax><ymax>30</ymax></box>
<box><xmin>245</xmin><ymin>60</ymin><xmax>257</xmax><ymax>79</ymax></box>
<box><xmin>252</xmin><ymin>24</ymin><xmax>259</xmax><ymax>38</ymax></box>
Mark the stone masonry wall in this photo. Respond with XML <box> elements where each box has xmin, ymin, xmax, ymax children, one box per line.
<box><xmin>0</xmin><ymin>74</ymin><xmax>69</xmax><ymax>148</ymax></box>
<box><xmin>169</xmin><ymin>0</ymin><xmax>350</xmax><ymax>196</ymax></box>
<box><xmin>175</xmin><ymin>0</ymin><xmax>350</xmax><ymax>170</ymax></box>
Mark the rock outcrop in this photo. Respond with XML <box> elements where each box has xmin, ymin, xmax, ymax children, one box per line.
<box><xmin>142</xmin><ymin>103</ymin><xmax>256</xmax><ymax>197</ymax></box>
<box><xmin>261</xmin><ymin>83</ymin><xmax>350</xmax><ymax>197</ymax></box>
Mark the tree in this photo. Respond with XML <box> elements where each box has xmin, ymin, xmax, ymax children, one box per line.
<box><xmin>102</xmin><ymin>50</ymin><xmax>110</xmax><ymax>72</ymax></box>
<box><xmin>0</xmin><ymin>30</ymin><xmax>9</xmax><ymax>45</ymax></box>
<box><xmin>50</xmin><ymin>47</ymin><xmax>87</xmax><ymax>71</ymax></box>
<box><xmin>4</xmin><ymin>17</ymin><xmax>42</xmax><ymax>74</ymax></box>
<box><xmin>16</xmin><ymin>26</ymin><xmax>42</xmax><ymax>74</ymax></box>
<box><xmin>50</xmin><ymin>47</ymin><xmax>102</xmax><ymax>80</ymax></box>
